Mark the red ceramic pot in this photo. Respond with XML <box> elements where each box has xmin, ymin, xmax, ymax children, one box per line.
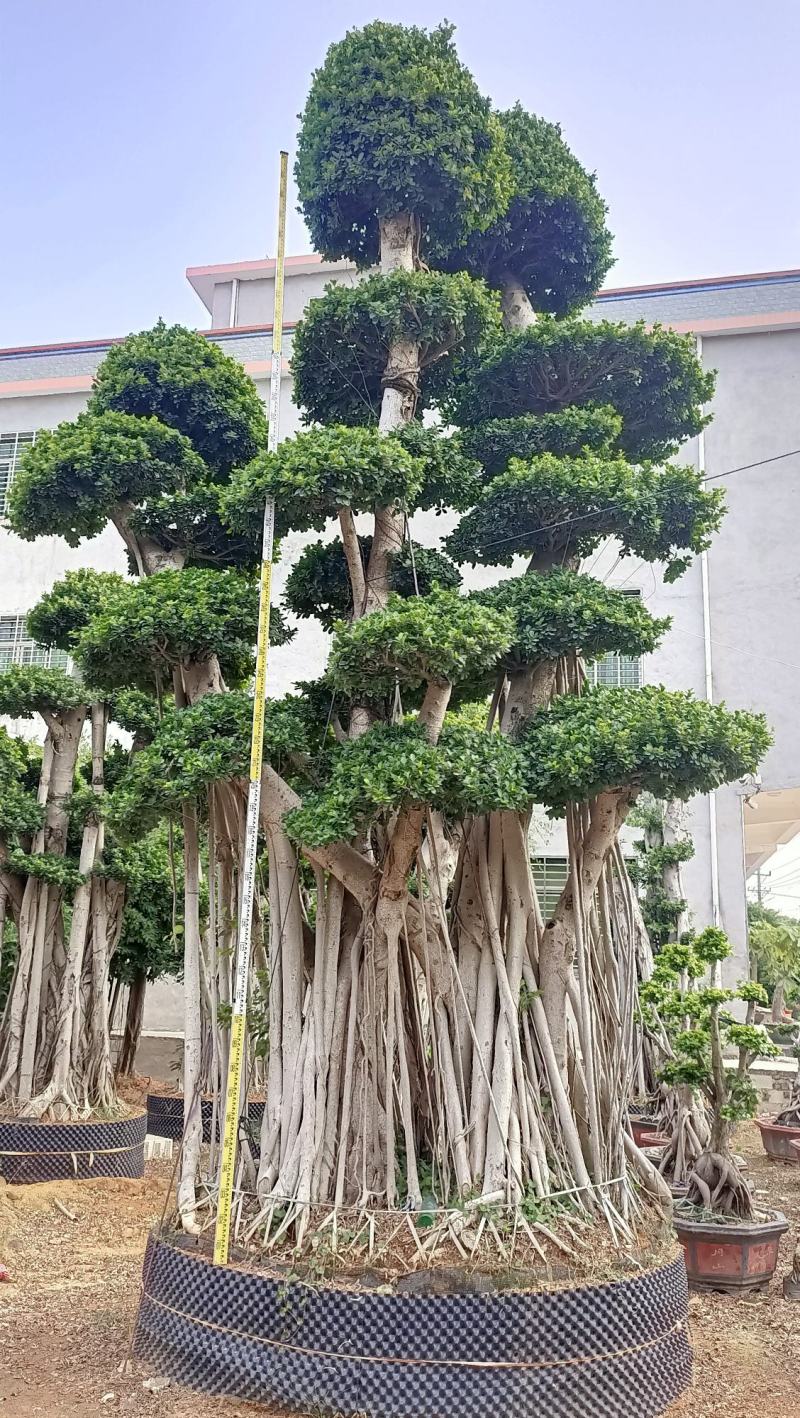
<box><xmin>630</xmin><ymin>1116</ymin><xmax>665</xmax><ymax>1147</ymax></box>
<box><xmin>674</xmin><ymin>1209</ymin><xmax>788</xmax><ymax>1293</ymax></box>
<box><xmin>755</xmin><ymin>1116</ymin><xmax>800</xmax><ymax>1163</ymax></box>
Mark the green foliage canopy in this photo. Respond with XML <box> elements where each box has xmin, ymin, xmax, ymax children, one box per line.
<box><xmin>473</xmin><ymin>569</ymin><xmax>670</xmax><ymax>669</ymax></box>
<box><xmin>291</xmin><ymin>271</ymin><xmax>501</xmax><ymax>427</ymax></box>
<box><xmin>460</xmin><ymin>406</ymin><xmax>623</xmax><ymax>479</ymax></box>
<box><xmin>328</xmin><ymin>591</ymin><xmax>513</xmax><ymax>698</ymax></box>
<box><xmin>73</xmin><ymin>568</ymin><xmax>290</xmax><ymax>692</ymax></box>
<box><xmin>224</xmin><ymin>425</ymin><xmax>424</xmax><ymax>541</ymax></box>
<box><xmin>90</xmin><ymin>321</ymin><xmax>267</xmax><ymax>475</ymax></box>
<box><xmin>295</xmin><ymin>20</ymin><xmax>511</xmax><ymax>265</ymax></box>
<box><xmin>435</xmin><ymin>105</ymin><xmax>613</xmax><ymax>315</ymax></box>
<box><xmin>448</xmin><ymin>319</ymin><xmax>715</xmax><ymax>464</ymax></box>
<box><xmin>285</xmin><ymin>719</ymin><xmax>528</xmax><ymax>848</ymax></box>
<box><xmin>446</xmin><ymin>452</ymin><xmax>724</xmax><ymax>580</ymax></box>
<box><xmin>112</xmin><ymin>692</ymin><xmax>310</xmax><ymax>834</ymax></box>
<box><xmin>521</xmin><ymin>687</ymin><xmax>771</xmax><ymax>814</ymax></box>
<box><xmin>284</xmin><ymin>536</ymin><xmax>461</xmax><ymax>630</ymax></box>
<box><xmin>26</xmin><ymin>569</ymin><xmax>127</xmax><ymax>652</ymax></box>
<box><xmin>0</xmin><ymin>664</ymin><xmax>89</xmax><ymax>719</ymax></box>
<box><xmin>9</xmin><ymin>411</ymin><xmax>207</xmax><ymax>546</ymax></box>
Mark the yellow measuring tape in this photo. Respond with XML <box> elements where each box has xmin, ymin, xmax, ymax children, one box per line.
<box><xmin>213</xmin><ymin>151</ymin><xmax>289</xmax><ymax>1266</ymax></box>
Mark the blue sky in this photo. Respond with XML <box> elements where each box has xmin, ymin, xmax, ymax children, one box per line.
<box><xmin>3</xmin><ymin>0</ymin><xmax>799</xmax><ymax>346</ymax></box>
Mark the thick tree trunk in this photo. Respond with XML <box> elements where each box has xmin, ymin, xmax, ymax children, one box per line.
<box><xmin>117</xmin><ymin>970</ymin><xmax>147</xmax><ymax>1076</ymax></box>
<box><xmin>363</xmin><ymin>212</ymin><xmax>421</xmax><ymax>617</ymax></box>
<box><xmin>501</xmin><ymin>274</ymin><xmax>536</xmax><ymax>331</ymax></box>
<box><xmin>500</xmin><ymin>661</ymin><xmax>556</xmax><ymax>735</ymax></box>
<box><xmin>29</xmin><ymin>704</ymin><xmax>108</xmax><ymax>1115</ymax></box>
<box><xmin>0</xmin><ymin>707</ymin><xmax>86</xmax><ymax>1106</ymax></box>
<box><xmin>177</xmin><ymin>796</ymin><xmax>203</xmax><ymax>1231</ymax></box>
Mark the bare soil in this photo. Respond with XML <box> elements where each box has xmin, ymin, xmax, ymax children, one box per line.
<box><xmin>0</xmin><ymin>1122</ymin><xmax>797</xmax><ymax>1418</ymax></box>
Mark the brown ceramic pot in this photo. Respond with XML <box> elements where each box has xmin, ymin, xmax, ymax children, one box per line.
<box><xmin>755</xmin><ymin>1116</ymin><xmax>800</xmax><ymax>1163</ymax></box>
<box><xmin>674</xmin><ymin>1209</ymin><xmax>788</xmax><ymax>1293</ymax></box>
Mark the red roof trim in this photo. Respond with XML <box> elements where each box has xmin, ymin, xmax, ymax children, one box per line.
<box><xmin>598</xmin><ymin>267</ymin><xmax>800</xmax><ymax>297</ymax></box>
<box><xmin>4</xmin><ymin>267</ymin><xmax>800</xmax><ymax>360</ymax></box>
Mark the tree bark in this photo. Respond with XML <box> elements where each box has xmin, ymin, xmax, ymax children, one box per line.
<box><xmin>117</xmin><ymin>969</ymin><xmax>147</xmax><ymax>1076</ymax></box>
<box><xmin>501</xmin><ymin>274</ymin><xmax>536</xmax><ymax>331</ymax></box>
<box><xmin>177</xmin><ymin>796</ymin><xmax>203</xmax><ymax>1232</ymax></box>
<box><xmin>363</xmin><ymin>212</ymin><xmax>421</xmax><ymax>617</ymax></box>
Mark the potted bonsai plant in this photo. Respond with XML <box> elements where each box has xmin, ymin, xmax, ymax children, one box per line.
<box><xmin>747</xmin><ymin>904</ymin><xmax>800</xmax><ymax>1161</ymax></box>
<box><xmin>756</xmin><ymin>1041</ymin><xmax>800</xmax><ymax>1162</ymax></box>
<box><xmin>647</xmin><ymin>926</ymin><xmax>787</xmax><ymax>1292</ymax></box>
<box><xmin>638</xmin><ymin>939</ymin><xmax>712</xmax><ymax>1196</ymax></box>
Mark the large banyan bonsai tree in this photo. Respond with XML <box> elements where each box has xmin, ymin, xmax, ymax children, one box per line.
<box><xmin>0</xmin><ymin>573</ymin><xmax>189</xmax><ymax>1117</ymax></box>
<box><xmin>7</xmin><ymin>325</ymin><xmax>279</xmax><ymax>1219</ymax></box>
<box><xmin>215</xmin><ymin>20</ymin><xmax>769</xmax><ymax>1250</ymax></box>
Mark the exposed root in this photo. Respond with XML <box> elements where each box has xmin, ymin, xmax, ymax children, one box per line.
<box><xmin>685</xmin><ymin>1150</ymin><xmax>756</xmax><ymax>1222</ymax></box>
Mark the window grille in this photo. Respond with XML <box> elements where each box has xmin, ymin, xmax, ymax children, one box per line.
<box><xmin>0</xmin><ymin>615</ymin><xmax>69</xmax><ymax>672</ymax></box>
<box><xmin>531</xmin><ymin>856</ymin><xmax>569</xmax><ymax>919</ymax></box>
<box><xmin>0</xmin><ymin>432</ymin><xmax>36</xmax><ymax>516</ymax></box>
<box><xmin>588</xmin><ymin>590</ymin><xmax>643</xmax><ymax>688</ymax></box>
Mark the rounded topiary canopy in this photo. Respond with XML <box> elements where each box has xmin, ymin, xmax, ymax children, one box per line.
<box><xmin>90</xmin><ymin>321</ymin><xmax>267</xmax><ymax>474</ymax></box>
<box><xmin>26</xmin><ymin>569</ymin><xmax>127</xmax><ymax>652</ymax></box>
<box><xmin>473</xmin><ymin>569</ymin><xmax>670</xmax><ymax>667</ymax></box>
<box><xmin>328</xmin><ymin>591</ymin><xmax>513</xmax><ymax>697</ymax></box>
<box><xmin>435</xmin><ymin>104</ymin><xmax>613</xmax><ymax>315</ymax></box>
<box><xmin>73</xmin><ymin>568</ymin><xmax>291</xmax><ymax>692</ymax></box>
<box><xmin>285</xmin><ymin>536</ymin><xmax>461</xmax><ymax>630</ymax></box>
<box><xmin>460</xmin><ymin>406</ymin><xmax>622</xmax><ymax>479</ymax></box>
<box><xmin>0</xmin><ymin>664</ymin><xmax>89</xmax><ymax>719</ymax></box>
<box><xmin>448</xmin><ymin>319</ymin><xmax>715</xmax><ymax>464</ymax></box>
<box><xmin>295</xmin><ymin>20</ymin><xmax>511</xmax><ymax>265</ymax></box>
<box><xmin>112</xmin><ymin>692</ymin><xmax>310</xmax><ymax>833</ymax></box>
<box><xmin>446</xmin><ymin>451</ymin><xmax>724</xmax><ymax>579</ymax></box>
<box><xmin>223</xmin><ymin>425</ymin><xmax>424</xmax><ymax>541</ymax></box>
<box><xmin>285</xmin><ymin>717</ymin><xmax>529</xmax><ymax>849</ymax></box>
<box><xmin>8</xmin><ymin>411</ymin><xmax>206</xmax><ymax>546</ymax></box>
<box><xmin>291</xmin><ymin>271</ymin><xmax>500</xmax><ymax>427</ymax></box>
<box><xmin>520</xmin><ymin>685</ymin><xmax>771</xmax><ymax>812</ymax></box>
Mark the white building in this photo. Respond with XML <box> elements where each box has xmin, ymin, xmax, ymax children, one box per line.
<box><xmin>3</xmin><ymin>257</ymin><xmax>800</xmax><ymax>1045</ymax></box>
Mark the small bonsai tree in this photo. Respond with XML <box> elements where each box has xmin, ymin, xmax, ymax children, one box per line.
<box><xmin>629</xmin><ymin>796</ymin><xmax>694</xmax><ymax>949</ymax></box>
<box><xmin>748</xmin><ymin>902</ymin><xmax>800</xmax><ymax>1025</ymax></box>
<box><xmin>644</xmin><ymin>927</ymin><xmax>779</xmax><ymax>1220</ymax></box>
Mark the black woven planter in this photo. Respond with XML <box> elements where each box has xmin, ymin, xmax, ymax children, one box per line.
<box><xmin>146</xmin><ymin>1094</ymin><xmax>265</xmax><ymax>1144</ymax></box>
<box><xmin>0</xmin><ymin>1109</ymin><xmax>146</xmax><ymax>1184</ymax></box>
<box><xmin>134</xmin><ymin>1235</ymin><xmax>691</xmax><ymax>1418</ymax></box>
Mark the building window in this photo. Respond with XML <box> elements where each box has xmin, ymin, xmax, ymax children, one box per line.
<box><xmin>588</xmin><ymin>590</ymin><xmax>643</xmax><ymax>688</ymax></box>
<box><xmin>531</xmin><ymin>856</ymin><xmax>569</xmax><ymax>918</ymax></box>
<box><xmin>0</xmin><ymin>616</ymin><xmax>69</xmax><ymax>672</ymax></box>
<box><xmin>0</xmin><ymin>431</ymin><xmax>36</xmax><ymax>516</ymax></box>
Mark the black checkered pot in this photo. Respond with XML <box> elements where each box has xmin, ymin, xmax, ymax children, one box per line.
<box><xmin>134</xmin><ymin>1235</ymin><xmax>691</xmax><ymax>1418</ymax></box>
<box><xmin>146</xmin><ymin>1095</ymin><xmax>265</xmax><ymax>1144</ymax></box>
<box><xmin>0</xmin><ymin>1109</ymin><xmax>146</xmax><ymax>1184</ymax></box>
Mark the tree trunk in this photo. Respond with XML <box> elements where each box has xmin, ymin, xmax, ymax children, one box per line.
<box><xmin>499</xmin><ymin>661</ymin><xmax>556</xmax><ymax>735</ymax></box>
<box><xmin>177</xmin><ymin>796</ymin><xmax>203</xmax><ymax>1232</ymax></box>
<box><xmin>0</xmin><ymin>706</ymin><xmax>86</xmax><ymax>1106</ymax></box>
<box><xmin>363</xmin><ymin>212</ymin><xmax>421</xmax><ymax>617</ymax></box>
<box><xmin>117</xmin><ymin>969</ymin><xmax>147</xmax><ymax>1076</ymax></box>
<box><xmin>501</xmin><ymin>275</ymin><xmax>536</xmax><ymax>331</ymax></box>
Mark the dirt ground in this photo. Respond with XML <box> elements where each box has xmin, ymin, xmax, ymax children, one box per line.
<box><xmin>0</xmin><ymin>1123</ymin><xmax>798</xmax><ymax>1418</ymax></box>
